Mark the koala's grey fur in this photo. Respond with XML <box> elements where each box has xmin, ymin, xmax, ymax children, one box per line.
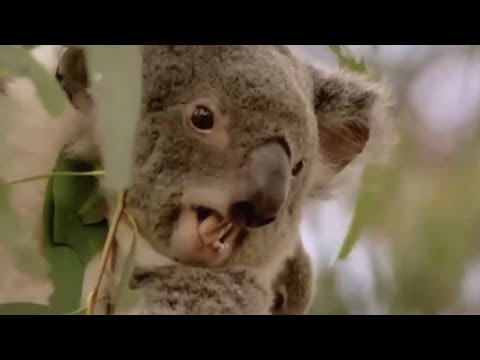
<box><xmin>56</xmin><ymin>45</ymin><xmax>392</xmax><ymax>315</ymax></box>
<box><xmin>271</xmin><ymin>241</ymin><xmax>315</xmax><ymax>315</ymax></box>
<box><xmin>130</xmin><ymin>265</ymin><xmax>271</xmax><ymax>315</ymax></box>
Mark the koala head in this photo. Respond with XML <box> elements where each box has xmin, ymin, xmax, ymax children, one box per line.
<box><xmin>120</xmin><ymin>45</ymin><xmax>389</xmax><ymax>271</ymax></box>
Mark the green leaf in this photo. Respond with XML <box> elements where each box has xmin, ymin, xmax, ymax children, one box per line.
<box><xmin>45</xmin><ymin>246</ymin><xmax>85</xmax><ymax>313</ymax></box>
<box><xmin>328</xmin><ymin>44</ymin><xmax>388</xmax><ymax>261</ymax></box>
<box><xmin>82</xmin><ymin>45</ymin><xmax>142</xmax><ymax>192</ymax></box>
<box><xmin>42</xmin><ymin>169</ymin><xmax>55</xmax><ymax>247</ymax></box>
<box><xmin>42</xmin><ymin>151</ymin><xmax>108</xmax><ymax>313</ymax></box>
<box><xmin>78</xmin><ymin>186</ymin><xmax>108</xmax><ymax>225</ymax></box>
<box><xmin>50</xmin><ymin>154</ymin><xmax>108</xmax><ymax>264</ymax></box>
<box><xmin>328</xmin><ymin>45</ymin><xmax>368</xmax><ymax>75</ymax></box>
<box><xmin>0</xmin><ymin>179</ymin><xmax>49</xmax><ymax>277</ymax></box>
<box><xmin>0</xmin><ymin>96</ymin><xmax>47</xmax><ymax>277</ymax></box>
<box><xmin>0</xmin><ymin>303</ymin><xmax>60</xmax><ymax>315</ymax></box>
<box><xmin>42</xmin><ymin>170</ymin><xmax>81</xmax><ymax>313</ymax></box>
<box><xmin>336</xmin><ymin>141</ymin><xmax>408</xmax><ymax>261</ymax></box>
<box><xmin>336</xmin><ymin>164</ymin><xmax>387</xmax><ymax>259</ymax></box>
<box><xmin>0</xmin><ymin>45</ymin><xmax>66</xmax><ymax>116</ymax></box>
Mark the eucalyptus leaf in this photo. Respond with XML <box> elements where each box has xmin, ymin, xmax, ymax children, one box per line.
<box><xmin>329</xmin><ymin>45</ymin><xmax>371</xmax><ymax>261</ymax></box>
<box><xmin>42</xmin><ymin>169</ymin><xmax>55</xmax><ymax>246</ymax></box>
<box><xmin>78</xmin><ymin>186</ymin><xmax>108</xmax><ymax>225</ymax></box>
<box><xmin>83</xmin><ymin>45</ymin><xmax>142</xmax><ymax>191</ymax></box>
<box><xmin>50</xmin><ymin>154</ymin><xmax>108</xmax><ymax>264</ymax></box>
<box><xmin>0</xmin><ymin>45</ymin><xmax>66</xmax><ymax>116</ymax></box>
<box><xmin>0</xmin><ymin>180</ymin><xmax>48</xmax><ymax>277</ymax></box>
<box><xmin>328</xmin><ymin>45</ymin><xmax>389</xmax><ymax>261</ymax></box>
<box><xmin>45</xmin><ymin>246</ymin><xmax>85</xmax><ymax>313</ymax></box>
<box><xmin>42</xmin><ymin>171</ymin><xmax>82</xmax><ymax>313</ymax></box>
<box><xmin>42</xmin><ymin>151</ymin><xmax>108</xmax><ymax>313</ymax></box>
<box><xmin>336</xmin><ymin>140</ymin><xmax>408</xmax><ymax>261</ymax></box>
<box><xmin>0</xmin><ymin>302</ymin><xmax>60</xmax><ymax>315</ymax></box>
<box><xmin>336</xmin><ymin>164</ymin><xmax>388</xmax><ymax>259</ymax></box>
<box><xmin>328</xmin><ymin>45</ymin><xmax>368</xmax><ymax>75</ymax></box>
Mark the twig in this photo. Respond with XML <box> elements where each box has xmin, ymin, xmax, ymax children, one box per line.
<box><xmin>65</xmin><ymin>294</ymin><xmax>107</xmax><ymax>315</ymax></box>
<box><xmin>86</xmin><ymin>190</ymin><xmax>125</xmax><ymax>315</ymax></box>
<box><xmin>110</xmin><ymin>211</ymin><xmax>139</xmax><ymax>314</ymax></box>
<box><xmin>8</xmin><ymin>170</ymin><xmax>106</xmax><ymax>185</ymax></box>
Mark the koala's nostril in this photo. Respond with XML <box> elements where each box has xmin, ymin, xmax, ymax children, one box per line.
<box><xmin>229</xmin><ymin>201</ymin><xmax>276</xmax><ymax>228</ymax></box>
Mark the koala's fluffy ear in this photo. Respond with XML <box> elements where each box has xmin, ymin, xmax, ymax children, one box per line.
<box><xmin>307</xmin><ymin>65</ymin><xmax>390</xmax><ymax>197</ymax></box>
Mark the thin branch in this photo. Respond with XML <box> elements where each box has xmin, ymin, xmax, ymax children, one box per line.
<box><xmin>8</xmin><ymin>170</ymin><xmax>106</xmax><ymax>185</ymax></box>
<box><xmin>86</xmin><ymin>190</ymin><xmax>125</xmax><ymax>315</ymax></box>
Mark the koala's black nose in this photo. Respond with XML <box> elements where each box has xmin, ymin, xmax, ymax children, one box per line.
<box><xmin>229</xmin><ymin>201</ymin><xmax>277</xmax><ymax>228</ymax></box>
<box><xmin>229</xmin><ymin>140</ymin><xmax>292</xmax><ymax>229</ymax></box>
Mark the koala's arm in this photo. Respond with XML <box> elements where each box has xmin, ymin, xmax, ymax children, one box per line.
<box><xmin>129</xmin><ymin>265</ymin><xmax>273</xmax><ymax>315</ymax></box>
<box><xmin>271</xmin><ymin>241</ymin><xmax>315</xmax><ymax>315</ymax></box>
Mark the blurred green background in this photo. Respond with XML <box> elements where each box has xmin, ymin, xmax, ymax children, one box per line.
<box><xmin>299</xmin><ymin>45</ymin><xmax>480</xmax><ymax>315</ymax></box>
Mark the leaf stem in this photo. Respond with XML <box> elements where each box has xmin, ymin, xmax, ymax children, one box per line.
<box><xmin>65</xmin><ymin>307</ymin><xmax>86</xmax><ymax>315</ymax></box>
<box><xmin>66</xmin><ymin>294</ymin><xmax>107</xmax><ymax>315</ymax></box>
<box><xmin>86</xmin><ymin>190</ymin><xmax>125</xmax><ymax>315</ymax></box>
<box><xmin>8</xmin><ymin>170</ymin><xmax>106</xmax><ymax>185</ymax></box>
<box><xmin>111</xmin><ymin>211</ymin><xmax>139</xmax><ymax>314</ymax></box>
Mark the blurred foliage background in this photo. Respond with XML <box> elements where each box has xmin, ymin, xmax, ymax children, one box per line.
<box><xmin>1</xmin><ymin>45</ymin><xmax>480</xmax><ymax>315</ymax></box>
<box><xmin>298</xmin><ymin>45</ymin><xmax>480</xmax><ymax>315</ymax></box>
<box><xmin>0</xmin><ymin>45</ymin><xmax>141</xmax><ymax>314</ymax></box>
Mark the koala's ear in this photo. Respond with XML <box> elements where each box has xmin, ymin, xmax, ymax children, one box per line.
<box><xmin>311</xmin><ymin>66</ymin><xmax>382</xmax><ymax>170</ymax></box>
<box><xmin>307</xmin><ymin>65</ymin><xmax>389</xmax><ymax>195</ymax></box>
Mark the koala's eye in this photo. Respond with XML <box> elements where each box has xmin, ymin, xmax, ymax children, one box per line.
<box><xmin>190</xmin><ymin>105</ymin><xmax>215</xmax><ymax>132</ymax></box>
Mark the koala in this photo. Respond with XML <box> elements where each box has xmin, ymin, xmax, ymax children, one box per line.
<box><xmin>134</xmin><ymin>46</ymin><xmax>390</xmax><ymax>315</ymax></box>
<box><xmin>13</xmin><ymin>45</ymin><xmax>390</xmax><ymax>315</ymax></box>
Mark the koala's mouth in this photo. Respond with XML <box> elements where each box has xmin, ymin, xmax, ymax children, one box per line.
<box><xmin>194</xmin><ymin>205</ymin><xmax>244</xmax><ymax>252</ymax></box>
<box><xmin>168</xmin><ymin>201</ymin><xmax>248</xmax><ymax>267</ymax></box>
